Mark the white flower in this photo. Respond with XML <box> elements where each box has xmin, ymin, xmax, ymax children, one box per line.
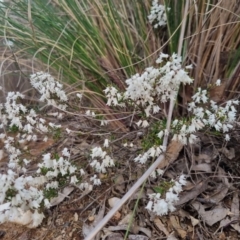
<box><xmin>148</xmin><ymin>0</ymin><xmax>169</xmax><ymax>28</ymax></box>
<box><xmin>185</xmin><ymin>64</ymin><xmax>193</xmax><ymax>69</ymax></box>
<box><xmin>153</xmin><ymin>199</ymin><xmax>168</xmax><ymax>216</ymax></box>
<box><xmin>156</xmin><ymin>169</ymin><xmax>164</xmax><ymax>176</ymax></box>
<box><xmin>69</xmin><ymin>165</ymin><xmax>77</xmax><ymax>174</ymax></box>
<box><xmin>66</xmin><ymin>128</ymin><xmax>71</xmax><ymax>134</ymax></box>
<box><xmin>30</xmin><ymin>72</ymin><xmax>68</xmax><ymax>106</ymax></box>
<box><xmin>76</xmin><ymin>93</ymin><xmax>82</xmax><ymax>100</ymax></box>
<box><xmin>166</xmin><ymin>189</ymin><xmax>179</xmax><ymax>203</ymax></box>
<box><xmin>150</xmin><ymin>171</ymin><xmax>157</xmax><ymax>178</ymax></box>
<box><xmin>90</xmin><ymin>175</ymin><xmax>101</xmax><ymax>186</ymax></box>
<box><xmin>157</xmin><ymin>130</ymin><xmax>164</xmax><ymax>139</ymax></box>
<box><xmin>100</xmin><ymin>120</ymin><xmax>108</xmax><ymax>126</ymax></box>
<box><xmin>179</xmin><ymin>175</ymin><xmax>187</xmax><ymax>185</ymax></box>
<box><xmin>103</xmin><ymin>139</ymin><xmax>109</xmax><ymax>148</ymax></box>
<box><xmin>225</xmin><ymin>134</ymin><xmax>230</xmax><ymax>141</ymax></box>
<box><xmin>188</xmin><ymin>134</ymin><xmax>197</xmax><ymax>144</ymax></box>
<box><xmin>216</xmin><ymin>79</ymin><xmax>221</xmax><ymax>86</ymax></box>
<box><xmin>136</xmin><ymin>120</ymin><xmax>142</xmax><ymax>127</ymax></box>
<box><xmin>62</xmin><ymin>148</ymin><xmax>70</xmax><ymax>157</ymax></box>
<box><xmin>70</xmin><ymin>175</ymin><xmax>78</xmax><ymax>184</ymax></box>
<box><xmin>142</xmin><ymin>120</ymin><xmax>149</xmax><ymax>128</ymax></box>
<box><xmin>44</xmin><ymin>199</ymin><xmax>51</xmax><ymax>208</ymax></box>
<box><xmin>31</xmin><ymin>210</ymin><xmax>45</xmax><ymax>227</ymax></box>
<box><xmin>76</xmin><ymin>169</ymin><xmax>84</xmax><ymax>177</ymax></box>
<box><xmin>145</xmin><ymin>200</ymin><xmax>153</xmax><ymax>211</ymax></box>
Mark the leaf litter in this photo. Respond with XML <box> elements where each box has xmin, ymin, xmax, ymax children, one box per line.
<box><xmin>1</xmin><ymin>115</ymin><xmax>240</xmax><ymax>240</ymax></box>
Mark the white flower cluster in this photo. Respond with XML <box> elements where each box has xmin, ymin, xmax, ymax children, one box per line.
<box><xmin>104</xmin><ymin>53</ymin><xmax>192</xmax><ymax>117</ymax></box>
<box><xmin>0</xmin><ymin>92</ymin><xmax>50</xmax><ymax>170</ymax></box>
<box><xmin>146</xmin><ymin>175</ymin><xmax>187</xmax><ymax>216</ymax></box>
<box><xmin>103</xmin><ymin>86</ymin><xmax>124</xmax><ymax>107</ymax></box>
<box><xmin>0</xmin><ymin>92</ymin><xmax>48</xmax><ymax>135</ymax></box>
<box><xmin>134</xmin><ymin>145</ymin><xmax>165</xmax><ymax>164</ymax></box>
<box><xmin>0</xmin><ymin>73</ymin><xmax>74</xmax><ymax>227</ymax></box>
<box><xmin>90</xmin><ymin>147</ymin><xmax>115</xmax><ymax>174</ymax></box>
<box><xmin>167</xmin><ymin>87</ymin><xmax>239</xmax><ymax>144</ymax></box>
<box><xmin>0</xmin><ymin>91</ymin><xmax>63</xmax><ymax>171</ymax></box>
<box><xmin>0</xmin><ymin>147</ymin><xmax>77</xmax><ymax>227</ymax></box>
<box><xmin>37</xmin><ymin>149</ymin><xmax>77</xmax><ymax>183</ymax></box>
<box><xmin>0</xmin><ymin>169</ymin><xmax>48</xmax><ymax>227</ymax></box>
<box><xmin>30</xmin><ymin>71</ymin><xmax>68</xmax><ymax>110</ymax></box>
<box><xmin>148</xmin><ymin>0</ymin><xmax>170</xmax><ymax>28</ymax></box>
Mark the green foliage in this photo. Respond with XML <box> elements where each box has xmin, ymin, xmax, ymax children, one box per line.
<box><xmin>141</xmin><ymin>120</ymin><xmax>165</xmax><ymax>151</ymax></box>
<box><xmin>43</xmin><ymin>188</ymin><xmax>58</xmax><ymax>200</ymax></box>
<box><xmin>164</xmin><ymin>0</ymin><xmax>183</xmax><ymax>54</ymax></box>
<box><xmin>51</xmin><ymin>127</ymin><xmax>62</xmax><ymax>140</ymax></box>
<box><xmin>8</xmin><ymin>124</ymin><xmax>19</xmax><ymax>133</ymax></box>
<box><xmin>0</xmin><ymin>0</ymin><xmax>158</xmax><ymax>96</ymax></box>
<box><xmin>153</xmin><ymin>180</ymin><xmax>174</xmax><ymax>195</ymax></box>
<box><xmin>5</xmin><ymin>188</ymin><xmax>17</xmax><ymax>201</ymax></box>
<box><xmin>40</xmin><ymin>167</ymin><xmax>52</xmax><ymax>176</ymax></box>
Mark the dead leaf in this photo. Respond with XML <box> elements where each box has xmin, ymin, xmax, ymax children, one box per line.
<box><xmin>210</xmin><ymin>184</ymin><xmax>229</xmax><ymax>204</ymax></box>
<box><xmin>190</xmin><ymin>216</ymin><xmax>199</xmax><ymax>227</ymax></box>
<box><xmin>128</xmin><ymin>235</ymin><xmax>149</xmax><ymax>240</ymax></box>
<box><xmin>108</xmin><ymin>197</ymin><xmax>121</xmax><ymax>208</ymax></box>
<box><xmin>74</xmin><ymin>213</ymin><xmax>78</xmax><ymax>222</ymax></box>
<box><xmin>112</xmin><ymin>211</ymin><xmax>121</xmax><ymax>221</ymax></box>
<box><xmin>50</xmin><ymin>186</ymin><xmax>74</xmax><ymax>206</ymax></box>
<box><xmin>88</xmin><ymin>216</ymin><xmax>95</xmax><ymax>222</ymax></box>
<box><xmin>214</xmin><ymin>218</ymin><xmax>232</xmax><ymax>234</ymax></box>
<box><xmin>178</xmin><ymin>209</ymin><xmax>199</xmax><ymax>227</ymax></box>
<box><xmin>70</xmin><ymin>186</ymin><xmax>92</xmax><ymax>203</ymax></box>
<box><xmin>231</xmin><ymin>192</ymin><xmax>240</xmax><ymax>233</ymax></box>
<box><xmin>153</xmin><ymin>218</ymin><xmax>169</xmax><ymax>236</ymax></box>
<box><xmin>170</xmin><ymin>216</ymin><xmax>187</xmax><ymax>239</ymax></box>
<box><xmin>218</xmin><ymin>167</ymin><xmax>231</xmax><ymax>187</ymax></box>
<box><xmin>119</xmin><ymin>212</ymin><xmax>133</xmax><ymax>225</ymax></box>
<box><xmin>217</xmin><ymin>232</ymin><xmax>226</xmax><ymax>240</ymax></box>
<box><xmin>192</xmin><ymin>201</ymin><xmax>228</xmax><ymax>226</ymax></box>
<box><xmin>105</xmin><ymin>233</ymin><xmax>123</xmax><ymax>240</ymax></box>
<box><xmin>106</xmin><ymin>225</ymin><xmax>151</xmax><ymax>238</ymax></box>
<box><xmin>158</xmin><ymin>140</ymin><xmax>183</xmax><ymax>169</ymax></box>
<box><xmin>166</xmin><ymin>232</ymin><xmax>178</xmax><ymax>240</ymax></box>
<box><xmin>195</xmin><ymin>154</ymin><xmax>212</xmax><ymax>163</ymax></box>
<box><xmin>113</xmin><ymin>174</ymin><xmax>125</xmax><ymax>194</ymax></box>
<box><xmin>191</xmin><ymin>163</ymin><xmax>212</xmax><ymax>173</ymax></box>
<box><xmin>219</xmin><ymin>147</ymin><xmax>235</xmax><ymax>160</ymax></box>
<box><xmin>83</xmin><ymin>202</ymin><xmax>106</xmax><ymax>239</ymax></box>
<box><xmin>0</xmin><ymin>150</ymin><xmax>4</xmax><ymax>161</ymax></box>
<box><xmin>176</xmin><ymin>180</ymin><xmax>208</xmax><ymax>206</ymax></box>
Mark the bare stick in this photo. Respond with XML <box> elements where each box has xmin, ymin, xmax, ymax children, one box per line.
<box><xmin>85</xmin><ymin>2</ymin><xmax>191</xmax><ymax>238</ymax></box>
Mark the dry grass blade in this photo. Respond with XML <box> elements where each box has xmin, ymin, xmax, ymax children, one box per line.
<box><xmin>186</xmin><ymin>0</ymin><xmax>240</xmax><ymax>101</ymax></box>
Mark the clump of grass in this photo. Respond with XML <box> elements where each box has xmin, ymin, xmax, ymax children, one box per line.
<box><xmin>0</xmin><ymin>0</ymin><xmax>167</xmax><ymax>130</ymax></box>
<box><xmin>1</xmin><ymin>0</ymin><xmax>239</xmax><ymax>118</ymax></box>
<box><xmin>0</xmin><ymin>0</ymin><xmax>162</xmax><ymax>95</ymax></box>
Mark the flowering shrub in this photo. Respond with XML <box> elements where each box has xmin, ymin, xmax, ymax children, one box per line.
<box><xmin>146</xmin><ymin>175</ymin><xmax>187</xmax><ymax>216</ymax></box>
<box><xmin>0</xmin><ymin>49</ymin><xmax>238</xmax><ymax>226</ymax></box>
<box><xmin>148</xmin><ymin>0</ymin><xmax>170</xmax><ymax>28</ymax></box>
<box><xmin>171</xmin><ymin>86</ymin><xmax>239</xmax><ymax>143</ymax></box>
<box><xmin>0</xmin><ymin>72</ymin><xmax>92</xmax><ymax>227</ymax></box>
<box><xmin>104</xmin><ymin>52</ymin><xmax>239</xmax><ymax>216</ymax></box>
<box><xmin>0</xmin><ymin>45</ymin><xmax>238</xmax><ymax>226</ymax></box>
